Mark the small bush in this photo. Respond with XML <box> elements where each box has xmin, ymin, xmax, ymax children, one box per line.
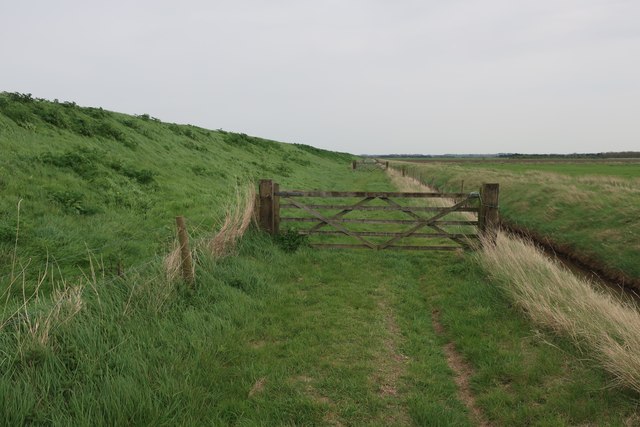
<box><xmin>85</xmin><ymin>107</ymin><xmax>108</xmax><ymax>119</ymax></box>
<box><xmin>70</xmin><ymin>116</ymin><xmax>95</xmax><ymax>137</ymax></box>
<box><xmin>50</xmin><ymin>190</ymin><xmax>99</xmax><ymax>215</ymax></box>
<box><xmin>35</xmin><ymin>106</ymin><xmax>68</xmax><ymax>128</ymax></box>
<box><xmin>109</xmin><ymin>162</ymin><xmax>155</xmax><ymax>184</ymax></box>
<box><xmin>191</xmin><ymin>166</ymin><xmax>210</xmax><ymax>177</ymax></box>
<box><xmin>40</xmin><ymin>148</ymin><xmax>101</xmax><ymax>178</ymax></box>
<box><xmin>1</xmin><ymin>103</ymin><xmax>32</xmax><ymax>125</ymax></box>
<box><xmin>7</xmin><ymin>92</ymin><xmax>34</xmax><ymax>103</ymax></box>
<box><xmin>274</xmin><ymin>229</ymin><xmax>308</xmax><ymax>252</ymax></box>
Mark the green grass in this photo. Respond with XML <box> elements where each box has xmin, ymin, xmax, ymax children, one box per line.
<box><xmin>389</xmin><ymin>157</ymin><xmax>640</xmax><ymax>179</ymax></box>
<box><xmin>390</xmin><ymin>159</ymin><xmax>640</xmax><ymax>283</ymax></box>
<box><xmin>0</xmin><ymin>92</ymin><xmax>352</xmax><ymax>284</ymax></box>
<box><xmin>2</xmin><ymin>93</ymin><xmax>640</xmax><ymax>425</ymax></box>
<box><xmin>463</xmin><ymin>160</ymin><xmax>640</xmax><ymax>179</ymax></box>
<box><xmin>5</xmin><ymin>235</ymin><xmax>638</xmax><ymax>424</ymax></box>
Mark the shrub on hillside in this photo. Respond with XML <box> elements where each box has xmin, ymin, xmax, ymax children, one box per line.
<box><xmin>109</xmin><ymin>161</ymin><xmax>155</xmax><ymax>185</ymax></box>
<box><xmin>274</xmin><ymin>229</ymin><xmax>308</xmax><ymax>252</ymax></box>
<box><xmin>39</xmin><ymin>148</ymin><xmax>101</xmax><ymax>178</ymax></box>
<box><xmin>50</xmin><ymin>190</ymin><xmax>99</xmax><ymax>215</ymax></box>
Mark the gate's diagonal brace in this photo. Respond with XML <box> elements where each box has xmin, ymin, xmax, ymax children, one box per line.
<box><xmin>308</xmin><ymin>197</ymin><xmax>375</xmax><ymax>232</ymax></box>
<box><xmin>379</xmin><ymin>197</ymin><xmax>422</xmax><ymax>220</ymax></box>
<box><xmin>378</xmin><ymin>196</ymin><xmax>473</xmax><ymax>249</ymax></box>
<box><xmin>284</xmin><ymin>197</ymin><xmax>377</xmax><ymax>249</ymax></box>
<box><xmin>428</xmin><ymin>223</ymin><xmax>470</xmax><ymax>248</ymax></box>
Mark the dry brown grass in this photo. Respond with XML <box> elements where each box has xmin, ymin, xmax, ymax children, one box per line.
<box><xmin>389</xmin><ymin>166</ymin><xmax>640</xmax><ymax>392</ymax></box>
<box><xmin>1</xmin><ymin>262</ymin><xmax>85</xmax><ymax>355</ymax></box>
<box><xmin>479</xmin><ymin>231</ymin><xmax>640</xmax><ymax>392</ymax></box>
<box><xmin>164</xmin><ymin>184</ymin><xmax>257</xmax><ymax>280</ymax></box>
<box><xmin>202</xmin><ymin>184</ymin><xmax>256</xmax><ymax>259</ymax></box>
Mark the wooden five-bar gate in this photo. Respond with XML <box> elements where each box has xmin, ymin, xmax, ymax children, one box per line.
<box><xmin>258</xmin><ymin>179</ymin><xmax>499</xmax><ymax>250</ymax></box>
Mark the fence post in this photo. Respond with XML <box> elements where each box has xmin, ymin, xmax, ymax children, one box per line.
<box><xmin>479</xmin><ymin>183</ymin><xmax>500</xmax><ymax>243</ymax></box>
<box><xmin>402</xmin><ymin>166</ymin><xmax>406</xmax><ymax>177</ymax></box>
<box><xmin>385</xmin><ymin>161</ymin><xmax>389</xmax><ymax>170</ymax></box>
<box><xmin>259</xmin><ymin>179</ymin><xmax>275</xmax><ymax>234</ymax></box>
<box><xmin>352</xmin><ymin>160</ymin><xmax>357</xmax><ymax>170</ymax></box>
<box><xmin>175</xmin><ymin>216</ymin><xmax>194</xmax><ymax>285</ymax></box>
<box><xmin>273</xmin><ymin>182</ymin><xmax>280</xmax><ymax>235</ymax></box>
<box><xmin>461</xmin><ymin>180</ymin><xmax>465</xmax><ymax>193</ymax></box>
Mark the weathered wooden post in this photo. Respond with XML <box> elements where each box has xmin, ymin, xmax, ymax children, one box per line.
<box><xmin>479</xmin><ymin>183</ymin><xmax>500</xmax><ymax>244</ymax></box>
<box><xmin>352</xmin><ymin>160</ymin><xmax>357</xmax><ymax>170</ymax></box>
<box><xmin>402</xmin><ymin>166</ymin><xmax>406</xmax><ymax>177</ymax></box>
<box><xmin>461</xmin><ymin>180</ymin><xmax>465</xmax><ymax>193</ymax></box>
<box><xmin>175</xmin><ymin>216</ymin><xmax>194</xmax><ymax>285</ymax></box>
<box><xmin>385</xmin><ymin>161</ymin><xmax>389</xmax><ymax>170</ymax></box>
<box><xmin>259</xmin><ymin>179</ymin><xmax>275</xmax><ymax>234</ymax></box>
<box><xmin>272</xmin><ymin>182</ymin><xmax>280</xmax><ymax>235</ymax></box>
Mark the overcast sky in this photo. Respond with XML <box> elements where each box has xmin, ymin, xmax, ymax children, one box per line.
<box><xmin>2</xmin><ymin>1</ymin><xmax>639</xmax><ymax>154</ymax></box>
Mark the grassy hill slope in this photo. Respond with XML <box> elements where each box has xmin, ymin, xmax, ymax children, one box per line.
<box><xmin>0</xmin><ymin>92</ymin><xmax>351</xmax><ymax>282</ymax></box>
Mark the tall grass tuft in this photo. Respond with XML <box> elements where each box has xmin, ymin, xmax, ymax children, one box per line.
<box><xmin>478</xmin><ymin>231</ymin><xmax>640</xmax><ymax>392</ymax></box>
<box><xmin>203</xmin><ymin>183</ymin><xmax>256</xmax><ymax>258</ymax></box>
<box><xmin>164</xmin><ymin>184</ymin><xmax>256</xmax><ymax>280</ymax></box>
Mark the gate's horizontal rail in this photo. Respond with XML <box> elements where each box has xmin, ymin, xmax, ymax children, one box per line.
<box><xmin>280</xmin><ymin>203</ymin><xmax>479</xmax><ymax>213</ymax></box>
<box><xmin>300</xmin><ymin>230</ymin><xmax>479</xmax><ymax>238</ymax></box>
<box><xmin>276</xmin><ymin>191</ymin><xmax>475</xmax><ymax>198</ymax></box>
<box><xmin>310</xmin><ymin>244</ymin><xmax>465</xmax><ymax>251</ymax></box>
<box><xmin>282</xmin><ymin>217</ymin><xmax>478</xmax><ymax>225</ymax></box>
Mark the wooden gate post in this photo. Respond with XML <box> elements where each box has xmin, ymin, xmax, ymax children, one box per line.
<box><xmin>175</xmin><ymin>216</ymin><xmax>194</xmax><ymax>285</ymax></box>
<box><xmin>273</xmin><ymin>182</ymin><xmax>280</xmax><ymax>235</ymax></box>
<box><xmin>479</xmin><ymin>183</ymin><xmax>500</xmax><ymax>243</ymax></box>
<box><xmin>259</xmin><ymin>179</ymin><xmax>275</xmax><ymax>234</ymax></box>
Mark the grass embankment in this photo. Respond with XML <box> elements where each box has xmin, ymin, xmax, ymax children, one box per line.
<box><xmin>388</xmin><ymin>159</ymin><xmax>640</xmax><ymax>286</ymax></box>
<box><xmin>0</xmin><ymin>92</ymin><xmax>351</xmax><ymax>284</ymax></box>
<box><xmin>481</xmin><ymin>231</ymin><xmax>640</xmax><ymax>394</ymax></box>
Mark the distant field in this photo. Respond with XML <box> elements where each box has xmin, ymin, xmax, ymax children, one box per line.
<box><xmin>459</xmin><ymin>160</ymin><xmax>639</xmax><ymax>179</ymax></box>
<box><xmin>395</xmin><ymin>158</ymin><xmax>640</xmax><ymax>179</ymax></box>
<box><xmin>389</xmin><ymin>158</ymin><xmax>640</xmax><ymax>285</ymax></box>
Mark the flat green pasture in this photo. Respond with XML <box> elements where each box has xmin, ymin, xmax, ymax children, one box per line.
<box><xmin>391</xmin><ymin>159</ymin><xmax>640</xmax><ymax>282</ymax></box>
<box><xmin>464</xmin><ymin>160</ymin><xmax>640</xmax><ymax>179</ymax></box>
<box><xmin>396</xmin><ymin>157</ymin><xmax>640</xmax><ymax>179</ymax></box>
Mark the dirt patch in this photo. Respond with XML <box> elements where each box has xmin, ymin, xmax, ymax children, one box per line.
<box><xmin>372</xmin><ymin>298</ymin><xmax>412</xmax><ymax>424</ymax></box>
<box><xmin>248</xmin><ymin>377</ymin><xmax>266</xmax><ymax>398</ymax></box>
<box><xmin>432</xmin><ymin>309</ymin><xmax>491</xmax><ymax>427</ymax></box>
<box><xmin>248</xmin><ymin>340</ymin><xmax>266</xmax><ymax>349</ymax></box>
<box><xmin>290</xmin><ymin>376</ymin><xmax>342</xmax><ymax>425</ymax></box>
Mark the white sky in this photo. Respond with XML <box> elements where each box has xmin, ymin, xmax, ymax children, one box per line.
<box><xmin>1</xmin><ymin>0</ymin><xmax>639</xmax><ymax>154</ymax></box>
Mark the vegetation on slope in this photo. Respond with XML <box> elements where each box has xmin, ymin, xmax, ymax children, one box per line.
<box><xmin>0</xmin><ymin>91</ymin><xmax>350</xmax><ymax>284</ymax></box>
<box><xmin>480</xmin><ymin>231</ymin><xmax>640</xmax><ymax>393</ymax></box>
